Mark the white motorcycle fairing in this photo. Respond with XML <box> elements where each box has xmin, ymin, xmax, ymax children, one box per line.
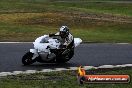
<box><xmin>30</xmin><ymin>35</ymin><xmax>82</xmax><ymax>54</ymax></box>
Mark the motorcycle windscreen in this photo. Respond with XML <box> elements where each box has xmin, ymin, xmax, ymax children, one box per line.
<box><xmin>74</xmin><ymin>38</ymin><xmax>82</xmax><ymax>47</ymax></box>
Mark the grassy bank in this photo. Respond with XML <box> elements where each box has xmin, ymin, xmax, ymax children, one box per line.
<box><xmin>0</xmin><ymin>68</ymin><xmax>132</xmax><ymax>88</ymax></box>
<box><xmin>0</xmin><ymin>0</ymin><xmax>132</xmax><ymax>42</ymax></box>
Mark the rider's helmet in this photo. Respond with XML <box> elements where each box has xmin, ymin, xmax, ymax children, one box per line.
<box><xmin>59</xmin><ymin>26</ymin><xmax>69</xmax><ymax>38</ymax></box>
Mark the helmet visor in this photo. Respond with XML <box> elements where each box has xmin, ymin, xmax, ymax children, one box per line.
<box><xmin>60</xmin><ymin>31</ymin><xmax>67</xmax><ymax>38</ymax></box>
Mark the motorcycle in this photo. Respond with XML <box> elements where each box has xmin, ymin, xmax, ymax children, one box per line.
<box><xmin>22</xmin><ymin>34</ymin><xmax>82</xmax><ymax>65</ymax></box>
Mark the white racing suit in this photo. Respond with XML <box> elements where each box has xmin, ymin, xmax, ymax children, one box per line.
<box><xmin>55</xmin><ymin>32</ymin><xmax>74</xmax><ymax>49</ymax></box>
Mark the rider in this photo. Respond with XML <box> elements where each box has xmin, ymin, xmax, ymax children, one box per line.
<box><xmin>56</xmin><ymin>26</ymin><xmax>74</xmax><ymax>48</ymax></box>
<box><xmin>48</xmin><ymin>26</ymin><xmax>74</xmax><ymax>60</ymax></box>
<box><xmin>50</xmin><ymin>26</ymin><xmax>74</xmax><ymax>49</ymax></box>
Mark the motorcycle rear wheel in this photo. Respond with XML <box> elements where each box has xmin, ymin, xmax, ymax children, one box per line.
<box><xmin>22</xmin><ymin>52</ymin><xmax>35</xmax><ymax>65</ymax></box>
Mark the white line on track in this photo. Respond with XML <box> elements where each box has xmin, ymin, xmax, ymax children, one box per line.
<box><xmin>0</xmin><ymin>64</ymin><xmax>132</xmax><ymax>77</ymax></box>
<box><xmin>0</xmin><ymin>42</ymin><xmax>131</xmax><ymax>45</ymax></box>
<box><xmin>0</xmin><ymin>42</ymin><xmax>32</xmax><ymax>43</ymax></box>
<box><xmin>116</xmin><ymin>43</ymin><xmax>130</xmax><ymax>45</ymax></box>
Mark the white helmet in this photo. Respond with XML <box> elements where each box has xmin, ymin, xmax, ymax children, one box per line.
<box><xmin>59</xmin><ymin>26</ymin><xmax>69</xmax><ymax>38</ymax></box>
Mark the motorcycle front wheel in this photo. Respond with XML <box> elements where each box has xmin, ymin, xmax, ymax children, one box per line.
<box><xmin>56</xmin><ymin>49</ymin><xmax>74</xmax><ymax>63</ymax></box>
<box><xmin>22</xmin><ymin>52</ymin><xmax>35</xmax><ymax>65</ymax></box>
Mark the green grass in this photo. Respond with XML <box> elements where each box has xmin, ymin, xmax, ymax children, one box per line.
<box><xmin>0</xmin><ymin>0</ymin><xmax>132</xmax><ymax>16</ymax></box>
<box><xmin>0</xmin><ymin>0</ymin><xmax>132</xmax><ymax>42</ymax></box>
<box><xmin>1</xmin><ymin>22</ymin><xmax>132</xmax><ymax>42</ymax></box>
<box><xmin>0</xmin><ymin>68</ymin><xmax>132</xmax><ymax>88</ymax></box>
<box><xmin>0</xmin><ymin>23</ymin><xmax>57</xmax><ymax>42</ymax></box>
<box><xmin>49</xmin><ymin>1</ymin><xmax>132</xmax><ymax>16</ymax></box>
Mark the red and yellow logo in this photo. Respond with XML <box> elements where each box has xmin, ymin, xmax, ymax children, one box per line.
<box><xmin>77</xmin><ymin>66</ymin><xmax>130</xmax><ymax>84</ymax></box>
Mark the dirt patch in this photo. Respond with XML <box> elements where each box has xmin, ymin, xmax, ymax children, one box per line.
<box><xmin>15</xmin><ymin>12</ymin><xmax>132</xmax><ymax>27</ymax></box>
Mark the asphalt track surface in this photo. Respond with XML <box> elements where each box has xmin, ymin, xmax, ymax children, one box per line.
<box><xmin>0</xmin><ymin>43</ymin><xmax>132</xmax><ymax>72</ymax></box>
